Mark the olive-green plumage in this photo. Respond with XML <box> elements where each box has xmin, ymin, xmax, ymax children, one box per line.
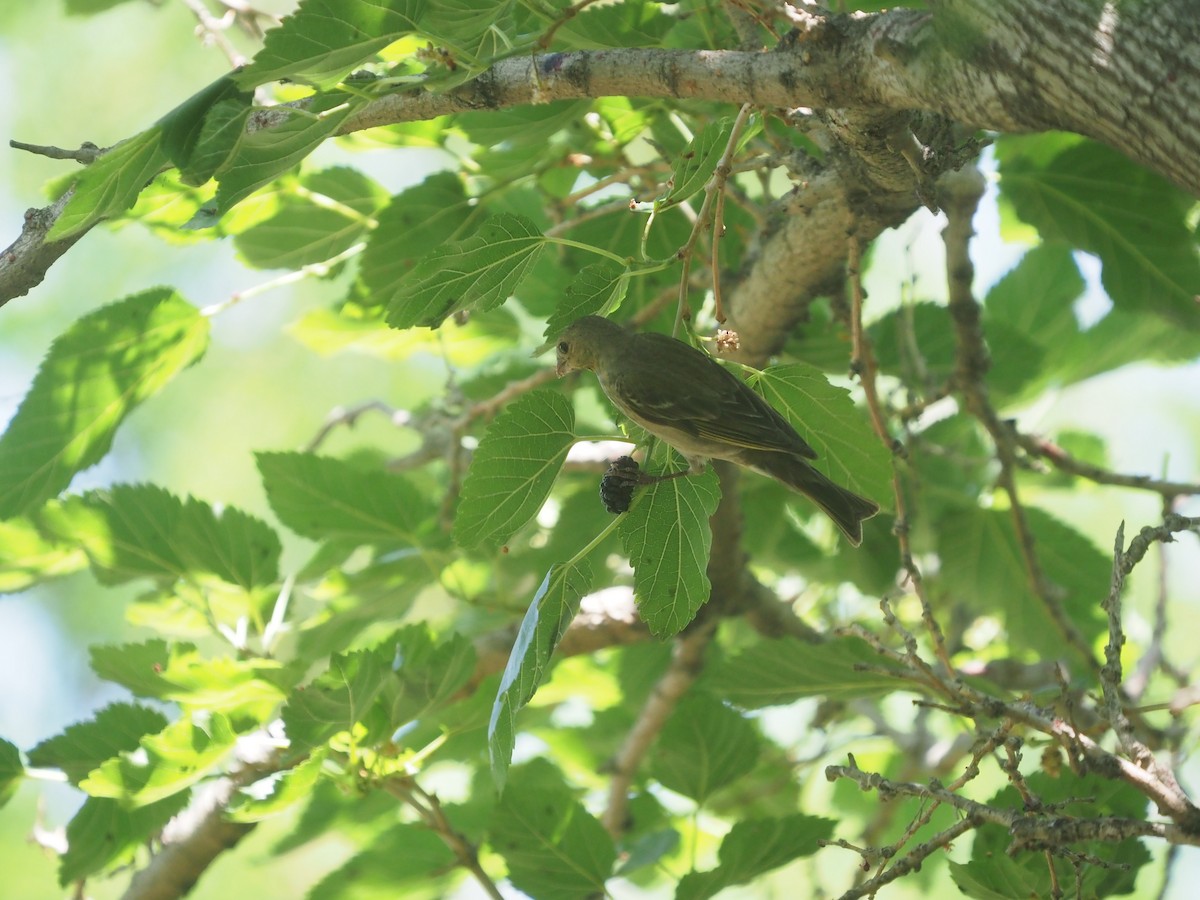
<box><xmin>555</xmin><ymin>315</ymin><xmax>879</xmax><ymax>546</ymax></box>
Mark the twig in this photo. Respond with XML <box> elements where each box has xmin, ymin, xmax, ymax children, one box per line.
<box><xmin>847</xmin><ymin>234</ymin><xmax>953</xmax><ymax>675</ymax></box>
<box><xmin>538</xmin><ymin>0</ymin><xmax>605</xmax><ymax>49</ymax></box>
<box><xmin>178</xmin><ymin>0</ymin><xmax>247</xmax><ymax>67</ymax></box>
<box><xmin>384</xmin><ymin>777</ymin><xmax>504</xmax><ymax>900</ymax></box>
<box><xmin>1015</xmin><ymin>432</ymin><xmax>1200</xmax><ymax>499</ymax></box>
<box><xmin>940</xmin><ymin>166</ymin><xmax>1097</xmax><ymax>672</ymax></box>
<box><xmin>602</xmin><ymin>622</ymin><xmax>715</xmax><ymax>837</ymax></box>
<box><xmin>670</xmin><ymin>103</ymin><xmax>756</xmax><ymax>331</ymax></box>
<box><xmin>9</xmin><ymin>140</ymin><xmax>102</xmax><ymax>164</ymax></box>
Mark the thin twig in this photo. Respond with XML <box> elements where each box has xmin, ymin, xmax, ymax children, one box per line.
<box><xmin>1015</xmin><ymin>432</ymin><xmax>1200</xmax><ymax>499</ymax></box>
<box><xmin>940</xmin><ymin>166</ymin><xmax>1097</xmax><ymax>672</ymax></box>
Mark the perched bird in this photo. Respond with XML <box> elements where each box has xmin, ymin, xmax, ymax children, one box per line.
<box><xmin>555</xmin><ymin>315</ymin><xmax>879</xmax><ymax>546</ymax></box>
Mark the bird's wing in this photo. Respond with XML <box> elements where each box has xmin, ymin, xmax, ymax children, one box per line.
<box><xmin>610</xmin><ymin>333</ymin><xmax>818</xmax><ymax>459</ymax></box>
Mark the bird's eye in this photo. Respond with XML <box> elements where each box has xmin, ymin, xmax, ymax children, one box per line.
<box><xmin>557</xmin><ymin>341</ymin><xmax>569</xmax><ymax>353</ymax></box>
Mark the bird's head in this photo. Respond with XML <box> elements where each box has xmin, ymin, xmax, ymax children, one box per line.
<box><xmin>554</xmin><ymin>315</ymin><xmax>620</xmax><ymax>377</ymax></box>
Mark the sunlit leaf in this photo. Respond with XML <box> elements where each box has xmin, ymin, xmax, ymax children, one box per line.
<box><xmin>59</xmin><ymin>794</ymin><xmax>190</xmax><ymax>884</ymax></box>
<box><xmin>80</xmin><ymin>713</ymin><xmax>237</xmax><ymax>807</ymax></box>
<box><xmin>659</xmin><ymin>118</ymin><xmax>734</xmax><ymax>207</ymax></box>
<box><xmin>540</xmin><ymin>261</ymin><xmax>630</xmax><ymax>352</ymax></box>
<box><xmin>0</xmin><ymin>290</ymin><xmax>209</xmax><ymax>519</ymax></box>
<box><xmin>27</xmin><ymin>703</ymin><xmax>168</xmax><ymax>786</ymax></box>
<box><xmin>48</xmin><ymin>130</ymin><xmax>170</xmax><ymax>240</ymax></box>
<box><xmin>283</xmin><ymin>649</ymin><xmax>388</xmax><ymax>752</ymax></box>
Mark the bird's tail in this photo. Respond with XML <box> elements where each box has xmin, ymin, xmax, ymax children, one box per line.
<box><xmin>749</xmin><ymin>452</ymin><xmax>880</xmax><ymax>547</ymax></box>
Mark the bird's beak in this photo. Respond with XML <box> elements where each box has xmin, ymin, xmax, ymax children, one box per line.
<box><xmin>555</xmin><ymin>359</ymin><xmax>568</xmax><ymax>377</ymax></box>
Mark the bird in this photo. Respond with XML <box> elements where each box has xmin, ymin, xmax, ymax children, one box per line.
<box><xmin>554</xmin><ymin>315</ymin><xmax>880</xmax><ymax>546</ymax></box>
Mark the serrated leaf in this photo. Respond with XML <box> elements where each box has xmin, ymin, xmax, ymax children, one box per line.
<box><xmin>540</xmin><ymin>261</ymin><xmax>631</xmax><ymax>351</ymax></box>
<box><xmin>80</xmin><ymin>713</ymin><xmax>237</xmax><ymax>807</ymax></box>
<box><xmin>649</xmin><ymin>693</ymin><xmax>759</xmax><ymax>803</ymax></box>
<box><xmin>360</xmin><ymin>172</ymin><xmax>474</xmax><ymax>308</ymax></box>
<box><xmin>47</xmin><ymin>130</ymin><xmax>171</xmax><ymax>240</ymax></box>
<box><xmin>659</xmin><ymin>118</ymin><xmax>734</xmax><ymax>206</ymax></box>
<box><xmin>183</xmin><ymin>96</ymin><xmax>253</xmax><ymax>187</ymax></box>
<box><xmin>385</xmin><ymin>213</ymin><xmax>546</xmax><ymax>328</ymax></box>
<box><xmin>27</xmin><ymin>703</ymin><xmax>168</xmax><ymax>786</ymax></box>
<box><xmin>0</xmin><ymin>516</ymin><xmax>86</xmax><ymax>593</ymax></box>
<box><xmin>59</xmin><ymin>794</ymin><xmax>190</xmax><ymax>884</ymax></box>
<box><xmin>703</xmin><ymin>636</ymin><xmax>908</xmax><ymax>708</ymax></box>
<box><xmin>0</xmin><ymin>290</ymin><xmax>209</xmax><ymax>519</ymax></box>
<box><xmin>750</xmin><ymin>364</ymin><xmax>891</xmax><ymax>509</ymax></box>
<box><xmin>618</xmin><ymin>468</ymin><xmax>720</xmax><ymax>638</ymax></box>
<box><xmin>283</xmin><ymin>649</ymin><xmax>388</xmax><ymax>751</ymax></box>
<box><xmin>453</xmin><ymin>390</ymin><xmax>574</xmax><ymax>551</ymax></box>
<box><xmin>40</xmin><ymin>484</ymin><xmax>281</xmax><ymax>590</ymax></box>
<box><xmin>0</xmin><ymin>739</ymin><xmax>22</xmax><ymax>810</ymax></box>
<box><xmin>998</xmin><ymin>138</ymin><xmax>1200</xmax><ymax>328</ymax></box>
<box><xmin>257</xmin><ymin>452</ymin><xmax>436</xmax><ymax>547</ymax></box>
<box><xmin>382</xmin><ymin>625</ymin><xmax>476</xmax><ymax>730</ymax></box>
<box><xmin>676</xmin><ymin>814</ymin><xmax>835</xmax><ymax>900</ymax></box>
<box><xmin>235</xmin><ymin>0</ymin><xmax>424</xmax><ymax>90</ymax></box>
<box><xmin>88</xmin><ymin>641</ymin><xmax>287</xmax><ymax>714</ymax></box>
<box><xmin>488</xmin><ymin>560</ymin><xmax>592</xmax><ymax>790</ymax></box>
<box><xmin>936</xmin><ymin>507</ymin><xmax>1107</xmax><ymax>665</ymax></box>
<box><xmin>214</xmin><ymin>95</ymin><xmax>360</xmax><ymax>213</ymax></box>
<box><xmin>489</xmin><ymin>758</ymin><xmax>615</xmax><ymax>900</ymax></box>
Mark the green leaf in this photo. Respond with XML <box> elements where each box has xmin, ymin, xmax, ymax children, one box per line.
<box><xmin>27</xmin><ymin>703</ymin><xmax>168</xmax><ymax>786</ymax></box>
<box><xmin>951</xmin><ymin>771</ymin><xmax>1151</xmax><ymax>900</ymax></box>
<box><xmin>65</xmin><ymin>0</ymin><xmax>139</xmax><ymax>13</ymax></box>
<box><xmin>47</xmin><ymin>130</ymin><xmax>171</xmax><ymax>240</ymax></box>
<box><xmin>457</xmin><ymin>101</ymin><xmax>591</xmax><ymax>148</ymax></box>
<box><xmin>618</xmin><ymin>467</ymin><xmax>720</xmax><ymax>638</ymax></box>
<box><xmin>385</xmin><ymin>213</ymin><xmax>546</xmax><ymax>328</ymax></box>
<box><xmin>659</xmin><ymin>118</ymin><xmax>734</xmax><ymax>207</ymax></box>
<box><xmin>283</xmin><ymin>649</ymin><xmax>388</xmax><ymax>752</ymax></box>
<box><xmin>80</xmin><ymin>713</ymin><xmax>237</xmax><ymax>807</ymax></box>
<box><xmin>488</xmin><ymin>560</ymin><xmax>593</xmax><ymax>790</ymax></box>
<box><xmin>59</xmin><ymin>794</ymin><xmax>190</xmax><ymax>884</ymax></box>
<box><xmin>214</xmin><ymin>94</ymin><xmax>360</xmax><ymax>213</ymax></box>
<box><xmin>997</xmin><ymin>138</ymin><xmax>1200</xmax><ymax>328</ymax></box>
<box><xmin>489</xmin><ymin>758</ymin><xmax>616</xmax><ymax>900</ymax></box>
<box><xmin>42</xmin><ymin>484</ymin><xmax>281</xmax><ymax>589</ymax></box>
<box><xmin>0</xmin><ymin>290</ymin><xmax>209</xmax><ymax>519</ymax></box>
<box><xmin>182</xmin><ymin>96</ymin><xmax>253</xmax><ymax>187</ymax></box>
<box><xmin>227</xmin><ymin>749</ymin><xmax>328</xmax><ymax>823</ymax></box>
<box><xmin>360</xmin><ymin>172</ymin><xmax>474</xmax><ymax>309</ymax></box>
<box><xmin>157</xmin><ymin>74</ymin><xmax>252</xmax><ymax>179</ymax></box>
<box><xmin>751</xmin><ymin>364</ymin><xmax>891</xmax><ymax>509</ymax></box>
<box><xmin>705</xmin><ymin>636</ymin><xmax>906</xmax><ymax>708</ymax></box>
<box><xmin>258</xmin><ymin>452</ymin><xmax>436</xmax><ymax>547</ymax></box>
<box><xmin>453</xmin><ymin>391</ymin><xmax>575</xmax><ymax>551</ymax></box>
<box><xmin>381</xmin><ymin>625</ymin><xmax>477</xmax><ymax>730</ymax></box>
<box><xmin>0</xmin><ymin>516</ymin><xmax>86</xmax><ymax>593</ymax></box>
<box><xmin>235</xmin><ymin>0</ymin><xmax>424</xmax><ymax>90</ymax></box>
<box><xmin>555</xmin><ymin>0</ymin><xmax>675</xmax><ymax>49</ymax></box>
<box><xmin>540</xmin><ymin>261</ymin><xmax>631</xmax><ymax>352</ymax></box>
<box><xmin>0</xmin><ymin>739</ymin><xmax>22</xmax><ymax>810</ymax></box>
<box><xmin>676</xmin><ymin>814</ymin><xmax>835</xmax><ymax>900</ymax></box>
<box><xmin>89</xmin><ymin>641</ymin><xmax>287</xmax><ymax>715</ymax></box>
<box><xmin>936</xmin><ymin>507</ymin><xmax>1108</xmax><ymax>664</ymax></box>
<box><xmin>308</xmin><ymin>822</ymin><xmax>458</xmax><ymax>898</ymax></box>
<box><xmin>234</xmin><ymin>167</ymin><xmax>383</xmax><ymax>269</ymax></box>
<box><xmin>649</xmin><ymin>693</ymin><xmax>760</xmax><ymax>803</ymax></box>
